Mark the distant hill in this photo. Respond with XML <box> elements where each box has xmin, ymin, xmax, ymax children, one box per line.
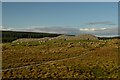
<box><xmin>1</xmin><ymin>30</ymin><xmax>61</xmax><ymax>42</ymax></box>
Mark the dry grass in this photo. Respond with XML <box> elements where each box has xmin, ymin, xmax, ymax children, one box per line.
<box><xmin>2</xmin><ymin>38</ymin><xmax>119</xmax><ymax>78</ymax></box>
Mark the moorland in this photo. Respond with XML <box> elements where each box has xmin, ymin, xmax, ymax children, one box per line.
<box><xmin>1</xmin><ymin>31</ymin><xmax>120</xmax><ymax>79</ymax></box>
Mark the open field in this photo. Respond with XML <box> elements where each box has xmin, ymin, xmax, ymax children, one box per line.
<box><xmin>2</xmin><ymin>37</ymin><xmax>120</xmax><ymax>79</ymax></box>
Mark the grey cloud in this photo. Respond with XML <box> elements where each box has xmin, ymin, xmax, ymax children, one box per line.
<box><xmin>108</xmin><ymin>23</ymin><xmax>116</xmax><ymax>25</ymax></box>
<box><xmin>85</xmin><ymin>21</ymin><xmax>116</xmax><ymax>25</ymax></box>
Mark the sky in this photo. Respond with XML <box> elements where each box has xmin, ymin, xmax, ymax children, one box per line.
<box><xmin>0</xmin><ymin>1</ymin><xmax>1</xmax><ymax>29</ymax></box>
<box><xmin>2</xmin><ymin>2</ymin><xmax>119</xmax><ymax>37</ymax></box>
<box><xmin>2</xmin><ymin>0</ymin><xmax>120</xmax><ymax>2</ymax></box>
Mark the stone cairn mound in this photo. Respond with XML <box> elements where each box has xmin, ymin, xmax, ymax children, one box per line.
<box><xmin>12</xmin><ymin>34</ymin><xmax>98</xmax><ymax>43</ymax></box>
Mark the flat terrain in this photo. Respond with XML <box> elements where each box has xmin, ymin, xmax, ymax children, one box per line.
<box><xmin>2</xmin><ymin>38</ymin><xmax>120</xmax><ymax>78</ymax></box>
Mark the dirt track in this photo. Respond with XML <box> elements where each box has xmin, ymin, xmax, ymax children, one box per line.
<box><xmin>2</xmin><ymin>51</ymin><xmax>90</xmax><ymax>72</ymax></box>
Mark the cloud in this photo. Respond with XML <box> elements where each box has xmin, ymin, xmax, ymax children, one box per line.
<box><xmin>0</xmin><ymin>27</ymin><xmax>13</xmax><ymax>31</ymax></box>
<box><xmin>1</xmin><ymin>26</ymin><xmax>118</xmax><ymax>37</ymax></box>
<box><xmin>80</xmin><ymin>27</ymin><xmax>106</xmax><ymax>31</ymax></box>
<box><xmin>28</xmin><ymin>26</ymin><xmax>118</xmax><ymax>37</ymax></box>
<box><xmin>80</xmin><ymin>26</ymin><xmax>118</xmax><ymax>37</ymax></box>
<box><xmin>24</xmin><ymin>26</ymin><xmax>80</xmax><ymax>35</ymax></box>
<box><xmin>85</xmin><ymin>21</ymin><xmax>116</xmax><ymax>25</ymax></box>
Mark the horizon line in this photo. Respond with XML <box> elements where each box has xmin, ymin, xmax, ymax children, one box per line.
<box><xmin>1</xmin><ymin>30</ymin><xmax>119</xmax><ymax>38</ymax></box>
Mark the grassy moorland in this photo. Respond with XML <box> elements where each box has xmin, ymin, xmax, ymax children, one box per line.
<box><xmin>2</xmin><ymin>37</ymin><xmax>120</xmax><ymax>79</ymax></box>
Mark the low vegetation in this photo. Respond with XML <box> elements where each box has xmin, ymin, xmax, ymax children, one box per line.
<box><xmin>2</xmin><ymin>33</ymin><xmax>120</xmax><ymax>79</ymax></box>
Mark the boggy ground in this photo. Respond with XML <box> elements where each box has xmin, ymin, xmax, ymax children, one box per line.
<box><xmin>2</xmin><ymin>38</ymin><xmax>120</xmax><ymax>79</ymax></box>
